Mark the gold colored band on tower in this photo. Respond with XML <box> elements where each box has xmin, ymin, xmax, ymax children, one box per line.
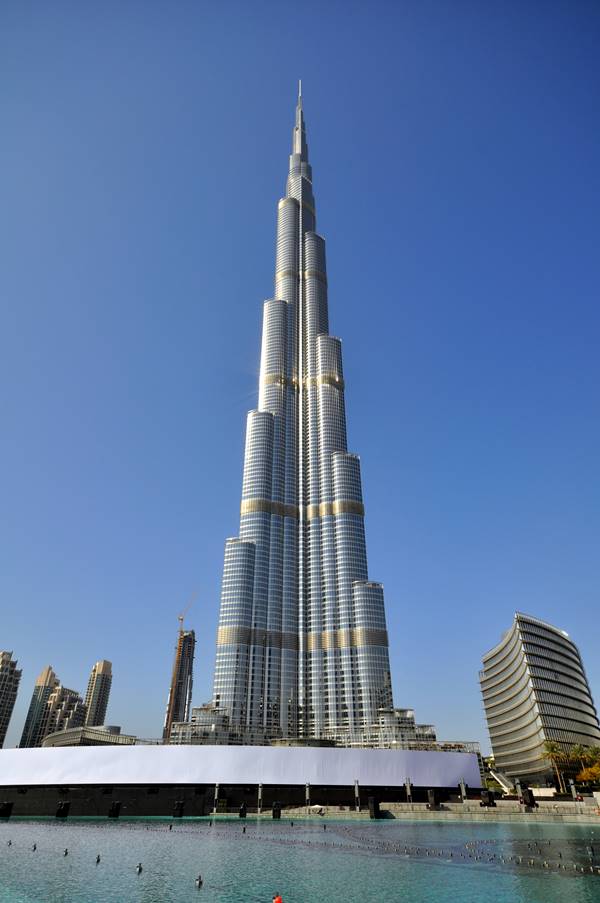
<box><xmin>240</xmin><ymin>498</ymin><xmax>299</xmax><ymax>519</ymax></box>
<box><xmin>216</xmin><ymin>625</ymin><xmax>251</xmax><ymax>646</ymax></box>
<box><xmin>275</xmin><ymin>268</ymin><xmax>298</xmax><ymax>281</ymax></box>
<box><xmin>262</xmin><ymin>373</ymin><xmax>299</xmax><ymax>390</ymax></box>
<box><xmin>304</xmin><ymin>373</ymin><xmax>344</xmax><ymax>391</ymax></box>
<box><xmin>217</xmin><ymin>626</ymin><xmax>299</xmax><ymax>650</ymax></box>
<box><xmin>332</xmin><ymin>499</ymin><xmax>364</xmax><ymax>516</ymax></box>
<box><xmin>303</xmin><ymin>269</ymin><xmax>327</xmax><ymax>285</ymax></box>
<box><xmin>264</xmin><ymin>372</ymin><xmax>344</xmax><ymax>392</ymax></box>
<box><xmin>276</xmin><ymin>197</ymin><xmax>314</xmax><ymax>216</ymax></box>
<box><xmin>305</xmin><ymin>500</ymin><xmax>364</xmax><ymax>520</ymax></box>
<box><xmin>304</xmin><ymin>628</ymin><xmax>388</xmax><ymax>650</ymax></box>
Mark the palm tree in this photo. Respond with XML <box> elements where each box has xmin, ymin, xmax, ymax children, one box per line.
<box><xmin>569</xmin><ymin>744</ymin><xmax>590</xmax><ymax>773</ymax></box>
<box><xmin>543</xmin><ymin>741</ymin><xmax>567</xmax><ymax>793</ymax></box>
<box><xmin>587</xmin><ymin>746</ymin><xmax>600</xmax><ymax>766</ymax></box>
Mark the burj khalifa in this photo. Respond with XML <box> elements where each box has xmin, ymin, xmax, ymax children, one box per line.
<box><xmin>212</xmin><ymin>87</ymin><xmax>393</xmax><ymax>744</ymax></box>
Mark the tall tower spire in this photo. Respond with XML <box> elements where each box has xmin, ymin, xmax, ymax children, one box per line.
<box><xmin>212</xmin><ymin>91</ymin><xmax>393</xmax><ymax>744</ymax></box>
<box><xmin>292</xmin><ymin>83</ymin><xmax>309</xmax><ymax>162</ymax></box>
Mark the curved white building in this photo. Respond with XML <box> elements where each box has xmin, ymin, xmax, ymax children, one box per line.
<box><xmin>480</xmin><ymin>612</ymin><xmax>600</xmax><ymax>782</ymax></box>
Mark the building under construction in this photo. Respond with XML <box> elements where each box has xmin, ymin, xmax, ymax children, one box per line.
<box><xmin>163</xmin><ymin>621</ymin><xmax>195</xmax><ymax>740</ymax></box>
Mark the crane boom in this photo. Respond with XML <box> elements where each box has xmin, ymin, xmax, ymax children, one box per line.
<box><xmin>177</xmin><ymin>590</ymin><xmax>198</xmax><ymax>630</ymax></box>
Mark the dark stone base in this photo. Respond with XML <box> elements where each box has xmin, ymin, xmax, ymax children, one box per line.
<box><xmin>0</xmin><ymin>783</ymin><xmax>462</xmax><ymax>818</ymax></box>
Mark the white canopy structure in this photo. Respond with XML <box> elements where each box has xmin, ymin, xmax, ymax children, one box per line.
<box><xmin>0</xmin><ymin>745</ymin><xmax>481</xmax><ymax>789</ymax></box>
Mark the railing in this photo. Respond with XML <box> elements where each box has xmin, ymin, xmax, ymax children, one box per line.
<box><xmin>164</xmin><ymin>733</ymin><xmax>481</xmax><ymax>753</ymax></box>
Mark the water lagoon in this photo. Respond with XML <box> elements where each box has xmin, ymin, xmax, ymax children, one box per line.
<box><xmin>1</xmin><ymin>818</ymin><xmax>599</xmax><ymax>902</ymax></box>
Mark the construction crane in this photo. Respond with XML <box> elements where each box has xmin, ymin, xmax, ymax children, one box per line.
<box><xmin>177</xmin><ymin>591</ymin><xmax>197</xmax><ymax>631</ymax></box>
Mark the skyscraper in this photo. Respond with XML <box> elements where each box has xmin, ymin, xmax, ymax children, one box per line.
<box><xmin>19</xmin><ymin>666</ymin><xmax>86</xmax><ymax>748</ymax></box>
<box><xmin>212</xmin><ymin>88</ymin><xmax>393</xmax><ymax>744</ymax></box>
<box><xmin>0</xmin><ymin>651</ymin><xmax>22</xmax><ymax>748</ymax></box>
<box><xmin>480</xmin><ymin>613</ymin><xmax>600</xmax><ymax>782</ymax></box>
<box><xmin>163</xmin><ymin>626</ymin><xmax>195</xmax><ymax>740</ymax></box>
<box><xmin>84</xmin><ymin>659</ymin><xmax>113</xmax><ymax>726</ymax></box>
<box><xmin>19</xmin><ymin>665</ymin><xmax>58</xmax><ymax>748</ymax></box>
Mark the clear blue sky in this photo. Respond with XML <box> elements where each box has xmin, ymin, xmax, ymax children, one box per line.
<box><xmin>1</xmin><ymin>2</ymin><xmax>599</xmax><ymax>750</ymax></box>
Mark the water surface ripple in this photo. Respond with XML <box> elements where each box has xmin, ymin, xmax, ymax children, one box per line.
<box><xmin>1</xmin><ymin>818</ymin><xmax>600</xmax><ymax>902</ymax></box>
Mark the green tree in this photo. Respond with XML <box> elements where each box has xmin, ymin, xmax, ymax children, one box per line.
<box><xmin>543</xmin><ymin>741</ymin><xmax>567</xmax><ymax>793</ymax></box>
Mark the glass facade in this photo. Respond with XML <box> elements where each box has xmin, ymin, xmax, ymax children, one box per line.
<box><xmin>212</xmin><ymin>90</ymin><xmax>393</xmax><ymax>743</ymax></box>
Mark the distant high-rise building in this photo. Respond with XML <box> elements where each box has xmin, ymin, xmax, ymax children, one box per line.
<box><xmin>163</xmin><ymin>626</ymin><xmax>195</xmax><ymax>740</ymax></box>
<box><xmin>84</xmin><ymin>660</ymin><xmax>112</xmax><ymax>726</ymax></box>
<box><xmin>211</xmin><ymin>88</ymin><xmax>393</xmax><ymax>746</ymax></box>
<box><xmin>0</xmin><ymin>651</ymin><xmax>22</xmax><ymax>748</ymax></box>
<box><xmin>480</xmin><ymin>612</ymin><xmax>600</xmax><ymax>782</ymax></box>
<box><xmin>19</xmin><ymin>666</ymin><xmax>86</xmax><ymax>748</ymax></box>
<box><xmin>44</xmin><ymin>684</ymin><xmax>86</xmax><ymax>737</ymax></box>
<box><xmin>19</xmin><ymin>666</ymin><xmax>59</xmax><ymax>748</ymax></box>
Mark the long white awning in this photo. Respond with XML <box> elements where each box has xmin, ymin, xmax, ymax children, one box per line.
<box><xmin>0</xmin><ymin>745</ymin><xmax>481</xmax><ymax>788</ymax></box>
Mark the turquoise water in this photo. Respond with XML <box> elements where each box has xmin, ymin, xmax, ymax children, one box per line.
<box><xmin>1</xmin><ymin>818</ymin><xmax>600</xmax><ymax>902</ymax></box>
